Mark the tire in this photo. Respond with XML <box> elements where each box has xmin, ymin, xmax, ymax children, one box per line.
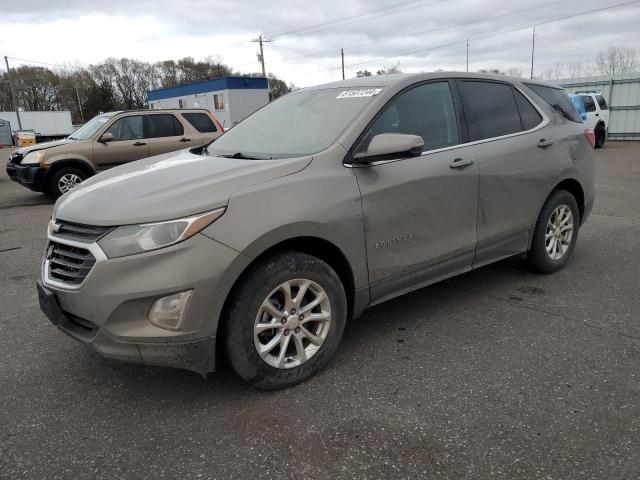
<box><xmin>48</xmin><ymin>166</ymin><xmax>87</xmax><ymax>198</ymax></box>
<box><xmin>526</xmin><ymin>190</ymin><xmax>580</xmax><ymax>274</ymax></box>
<box><xmin>595</xmin><ymin>124</ymin><xmax>606</xmax><ymax>149</ymax></box>
<box><xmin>223</xmin><ymin>250</ymin><xmax>347</xmax><ymax>390</ymax></box>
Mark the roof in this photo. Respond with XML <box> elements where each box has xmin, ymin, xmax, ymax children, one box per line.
<box><xmin>148</xmin><ymin>76</ymin><xmax>268</xmax><ymax>101</ymax></box>
<box><xmin>301</xmin><ymin>71</ymin><xmax>559</xmax><ymax>91</ymax></box>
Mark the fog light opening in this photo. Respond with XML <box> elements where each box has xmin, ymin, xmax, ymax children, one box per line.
<box><xmin>148</xmin><ymin>290</ymin><xmax>194</xmax><ymax>331</ymax></box>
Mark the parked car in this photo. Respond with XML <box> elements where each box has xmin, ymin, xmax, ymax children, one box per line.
<box><xmin>569</xmin><ymin>94</ymin><xmax>588</xmax><ymax>122</ymax></box>
<box><xmin>37</xmin><ymin>73</ymin><xmax>595</xmax><ymax>389</ymax></box>
<box><xmin>6</xmin><ymin>109</ymin><xmax>223</xmax><ymax>197</ymax></box>
<box><xmin>575</xmin><ymin>91</ymin><xmax>609</xmax><ymax>148</ymax></box>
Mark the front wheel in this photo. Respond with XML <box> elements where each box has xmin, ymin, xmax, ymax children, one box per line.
<box><xmin>526</xmin><ymin>190</ymin><xmax>580</xmax><ymax>274</ymax></box>
<box><xmin>48</xmin><ymin>166</ymin><xmax>87</xmax><ymax>198</ymax></box>
<box><xmin>223</xmin><ymin>251</ymin><xmax>347</xmax><ymax>390</ymax></box>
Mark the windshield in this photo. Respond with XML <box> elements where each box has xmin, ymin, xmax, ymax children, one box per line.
<box><xmin>69</xmin><ymin>113</ymin><xmax>115</xmax><ymax>140</ymax></box>
<box><xmin>207</xmin><ymin>87</ymin><xmax>382</xmax><ymax>159</ymax></box>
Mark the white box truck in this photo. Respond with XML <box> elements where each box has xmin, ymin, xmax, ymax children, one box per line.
<box><xmin>0</xmin><ymin>111</ymin><xmax>74</xmax><ymax>143</ymax></box>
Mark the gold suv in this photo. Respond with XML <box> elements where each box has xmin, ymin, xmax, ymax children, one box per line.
<box><xmin>6</xmin><ymin>109</ymin><xmax>223</xmax><ymax>197</ymax></box>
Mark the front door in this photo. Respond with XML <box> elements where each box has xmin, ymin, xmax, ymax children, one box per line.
<box><xmin>93</xmin><ymin>114</ymin><xmax>149</xmax><ymax>170</ymax></box>
<box><xmin>354</xmin><ymin>81</ymin><xmax>479</xmax><ymax>303</ymax></box>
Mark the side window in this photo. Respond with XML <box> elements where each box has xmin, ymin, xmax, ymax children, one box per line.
<box><xmin>514</xmin><ymin>90</ymin><xmax>543</xmax><ymax>131</ymax></box>
<box><xmin>459</xmin><ymin>81</ymin><xmax>522</xmax><ymax>141</ymax></box>
<box><xmin>523</xmin><ymin>84</ymin><xmax>583</xmax><ymax>123</ymax></box>
<box><xmin>144</xmin><ymin>114</ymin><xmax>184</xmax><ymax>138</ymax></box>
<box><xmin>182</xmin><ymin>112</ymin><xmax>217</xmax><ymax>133</ymax></box>
<box><xmin>105</xmin><ymin>116</ymin><xmax>143</xmax><ymax>141</ymax></box>
<box><xmin>582</xmin><ymin>95</ymin><xmax>596</xmax><ymax>112</ymax></box>
<box><xmin>596</xmin><ymin>95</ymin><xmax>609</xmax><ymax>110</ymax></box>
<box><xmin>365</xmin><ymin>81</ymin><xmax>460</xmax><ymax>152</ymax></box>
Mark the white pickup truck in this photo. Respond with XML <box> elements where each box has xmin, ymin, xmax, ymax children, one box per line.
<box><xmin>575</xmin><ymin>92</ymin><xmax>610</xmax><ymax>148</ymax></box>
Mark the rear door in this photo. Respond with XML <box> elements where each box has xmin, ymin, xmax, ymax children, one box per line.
<box><xmin>181</xmin><ymin>111</ymin><xmax>222</xmax><ymax>146</ymax></box>
<box><xmin>354</xmin><ymin>80</ymin><xmax>479</xmax><ymax>302</ymax></box>
<box><xmin>144</xmin><ymin>113</ymin><xmax>193</xmax><ymax>156</ymax></box>
<box><xmin>92</xmin><ymin>114</ymin><xmax>149</xmax><ymax>170</ymax></box>
<box><xmin>456</xmin><ymin>79</ymin><xmax>551</xmax><ymax>266</ymax></box>
<box><xmin>581</xmin><ymin>95</ymin><xmax>598</xmax><ymax>130</ymax></box>
<box><xmin>595</xmin><ymin>94</ymin><xmax>610</xmax><ymax>127</ymax></box>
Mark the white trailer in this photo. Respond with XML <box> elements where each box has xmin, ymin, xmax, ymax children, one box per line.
<box><xmin>0</xmin><ymin>111</ymin><xmax>74</xmax><ymax>141</ymax></box>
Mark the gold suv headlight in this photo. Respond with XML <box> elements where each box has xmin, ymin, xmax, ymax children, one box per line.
<box><xmin>97</xmin><ymin>208</ymin><xmax>225</xmax><ymax>258</ymax></box>
<box><xmin>21</xmin><ymin>150</ymin><xmax>46</xmax><ymax>165</ymax></box>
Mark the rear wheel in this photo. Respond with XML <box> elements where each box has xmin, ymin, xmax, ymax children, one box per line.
<box><xmin>48</xmin><ymin>166</ymin><xmax>87</xmax><ymax>198</ymax></box>
<box><xmin>526</xmin><ymin>190</ymin><xmax>580</xmax><ymax>274</ymax></box>
<box><xmin>595</xmin><ymin>124</ymin><xmax>606</xmax><ymax>148</ymax></box>
<box><xmin>223</xmin><ymin>251</ymin><xmax>347</xmax><ymax>390</ymax></box>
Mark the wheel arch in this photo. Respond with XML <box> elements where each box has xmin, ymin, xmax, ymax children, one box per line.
<box><xmin>45</xmin><ymin>159</ymin><xmax>96</xmax><ymax>181</ymax></box>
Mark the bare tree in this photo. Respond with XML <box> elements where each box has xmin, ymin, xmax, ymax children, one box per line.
<box><xmin>595</xmin><ymin>46</ymin><xmax>639</xmax><ymax>76</ymax></box>
<box><xmin>507</xmin><ymin>68</ymin><xmax>523</xmax><ymax>78</ymax></box>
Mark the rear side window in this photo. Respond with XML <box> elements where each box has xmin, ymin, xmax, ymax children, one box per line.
<box><xmin>524</xmin><ymin>84</ymin><xmax>582</xmax><ymax>123</ymax></box>
<box><xmin>182</xmin><ymin>112</ymin><xmax>217</xmax><ymax>133</ymax></box>
<box><xmin>458</xmin><ymin>81</ymin><xmax>522</xmax><ymax>141</ymax></box>
<box><xmin>596</xmin><ymin>95</ymin><xmax>609</xmax><ymax>110</ymax></box>
<box><xmin>365</xmin><ymin>81</ymin><xmax>460</xmax><ymax>152</ymax></box>
<box><xmin>144</xmin><ymin>114</ymin><xmax>184</xmax><ymax>138</ymax></box>
<box><xmin>514</xmin><ymin>90</ymin><xmax>543</xmax><ymax>131</ymax></box>
<box><xmin>582</xmin><ymin>95</ymin><xmax>596</xmax><ymax>112</ymax></box>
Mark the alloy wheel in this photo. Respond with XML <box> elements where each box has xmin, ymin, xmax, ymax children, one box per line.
<box><xmin>58</xmin><ymin>173</ymin><xmax>82</xmax><ymax>193</ymax></box>
<box><xmin>253</xmin><ymin>278</ymin><xmax>332</xmax><ymax>369</ymax></box>
<box><xmin>545</xmin><ymin>204</ymin><xmax>574</xmax><ymax>261</ymax></box>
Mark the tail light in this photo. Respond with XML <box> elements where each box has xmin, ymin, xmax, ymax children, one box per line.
<box><xmin>584</xmin><ymin>129</ymin><xmax>596</xmax><ymax>149</ymax></box>
<box><xmin>210</xmin><ymin>113</ymin><xmax>224</xmax><ymax>133</ymax></box>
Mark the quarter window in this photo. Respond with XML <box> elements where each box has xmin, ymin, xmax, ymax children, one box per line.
<box><xmin>582</xmin><ymin>95</ymin><xmax>596</xmax><ymax>112</ymax></box>
<box><xmin>459</xmin><ymin>81</ymin><xmax>522</xmax><ymax>141</ymax></box>
<box><xmin>144</xmin><ymin>114</ymin><xmax>184</xmax><ymax>138</ymax></box>
<box><xmin>524</xmin><ymin>83</ymin><xmax>582</xmax><ymax>123</ymax></box>
<box><xmin>105</xmin><ymin>116</ymin><xmax>143</xmax><ymax>141</ymax></box>
<box><xmin>182</xmin><ymin>112</ymin><xmax>217</xmax><ymax>133</ymax></box>
<box><xmin>514</xmin><ymin>90</ymin><xmax>543</xmax><ymax>131</ymax></box>
<box><xmin>364</xmin><ymin>81</ymin><xmax>460</xmax><ymax>152</ymax></box>
<box><xmin>596</xmin><ymin>95</ymin><xmax>608</xmax><ymax>110</ymax></box>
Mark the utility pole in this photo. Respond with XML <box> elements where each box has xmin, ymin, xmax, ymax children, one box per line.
<box><xmin>252</xmin><ymin>34</ymin><xmax>272</xmax><ymax>78</ymax></box>
<box><xmin>3</xmin><ymin>56</ymin><xmax>22</xmax><ymax>130</ymax></box>
<box><xmin>530</xmin><ymin>26</ymin><xmax>536</xmax><ymax>80</ymax></box>
<box><xmin>341</xmin><ymin>48</ymin><xmax>345</xmax><ymax>80</ymax></box>
<box><xmin>75</xmin><ymin>85</ymin><xmax>85</xmax><ymax>124</ymax></box>
<box><xmin>466</xmin><ymin>39</ymin><xmax>469</xmax><ymax>73</ymax></box>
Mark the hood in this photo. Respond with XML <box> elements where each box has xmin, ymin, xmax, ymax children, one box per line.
<box><xmin>54</xmin><ymin>149</ymin><xmax>312</xmax><ymax>226</ymax></box>
<box><xmin>16</xmin><ymin>138</ymin><xmax>71</xmax><ymax>156</ymax></box>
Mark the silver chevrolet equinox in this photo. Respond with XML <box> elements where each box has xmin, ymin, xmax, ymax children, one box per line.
<box><xmin>37</xmin><ymin>73</ymin><xmax>595</xmax><ymax>389</ymax></box>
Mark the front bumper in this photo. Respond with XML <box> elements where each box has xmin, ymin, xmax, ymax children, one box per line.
<box><xmin>7</xmin><ymin>162</ymin><xmax>46</xmax><ymax>191</ymax></box>
<box><xmin>39</xmin><ymin>232</ymin><xmax>248</xmax><ymax>375</ymax></box>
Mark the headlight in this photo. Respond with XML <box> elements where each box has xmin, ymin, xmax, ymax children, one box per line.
<box><xmin>21</xmin><ymin>150</ymin><xmax>46</xmax><ymax>165</ymax></box>
<box><xmin>97</xmin><ymin>208</ymin><xmax>225</xmax><ymax>258</ymax></box>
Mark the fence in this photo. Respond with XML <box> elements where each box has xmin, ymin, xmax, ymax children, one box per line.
<box><xmin>552</xmin><ymin>73</ymin><xmax>640</xmax><ymax>140</ymax></box>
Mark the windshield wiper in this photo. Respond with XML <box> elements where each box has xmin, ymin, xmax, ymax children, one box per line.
<box><xmin>218</xmin><ymin>152</ymin><xmax>272</xmax><ymax>160</ymax></box>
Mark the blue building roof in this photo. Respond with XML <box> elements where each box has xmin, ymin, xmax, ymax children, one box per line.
<box><xmin>148</xmin><ymin>76</ymin><xmax>268</xmax><ymax>101</ymax></box>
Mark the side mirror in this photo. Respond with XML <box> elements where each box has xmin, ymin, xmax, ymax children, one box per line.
<box><xmin>352</xmin><ymin>133</ymin><xmax>424</xmax><ymax>164</ymax></box>
<box><xmin>99</xmin><ymin>132</ymin><xmax>113</xmax><ymax>143</ymax></box>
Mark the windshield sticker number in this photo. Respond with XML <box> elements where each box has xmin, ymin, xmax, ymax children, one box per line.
<box><xmin>337</xmin><ymin>88</ymin><xmax>383</xmax><ymax>99</ymax></box>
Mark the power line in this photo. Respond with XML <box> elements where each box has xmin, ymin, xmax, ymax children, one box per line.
<box><xmin>301</xmin><ymin>0</ymin><xmax>640</xmax><ymax>77</ymax></box>
<box><xmin>268</xmin><ymin>0</ymin><xmax>567</xmax><ymax>64</ymax></box>
<box><xmin>6</xmin><ymin>56</ymin><xmax>87</xmax><ymax>70</ymax></box>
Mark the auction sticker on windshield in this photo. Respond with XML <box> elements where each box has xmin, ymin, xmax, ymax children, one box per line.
<box><xmin>336</xmin><ymin>88</ymin><xmax>383</xmax><ymax>99</ymax></box>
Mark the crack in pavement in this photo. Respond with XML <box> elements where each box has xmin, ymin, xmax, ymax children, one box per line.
<box><xmin>476</xmin><ymin>291</ymin><xmax>640</xmax><ymax>343</ymax></box>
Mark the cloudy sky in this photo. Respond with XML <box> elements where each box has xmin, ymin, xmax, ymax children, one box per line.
<box><xmin>2</xmin><ymin>0</ymin><xmax>640</xmax><ymax>87</ymax></box>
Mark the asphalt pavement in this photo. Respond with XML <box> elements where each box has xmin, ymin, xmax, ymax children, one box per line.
<box><xmin>0</xmin><ymin>143</ymin><xmax>639</xmax><ymax>479</ymax></box>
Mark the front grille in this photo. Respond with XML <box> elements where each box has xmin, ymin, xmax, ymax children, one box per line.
<box><xmin>47</xmin><ymin>241</ymin><xmax>96</xmax><ymax>285</ymax></box>
<box><xmin>55</xmin><ymin>220</ymin><xmax>112</xmax><ymax>243</ymax></box>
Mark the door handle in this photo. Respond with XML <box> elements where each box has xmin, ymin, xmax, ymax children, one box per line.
<box><xmin>133</xmin><ymin>141</ymin><xmax>146</xmax><ymax>146</ymax></box>
<box><xmin>449</xmin><ymin>158</ymin><xmax>474</xmax><ymax>169</ymax></box>
<box><xmin>537</xmin><ymin>138</ymin><xmax>554</xmax><ymax>148</ymax></box>
<box><xmin>179</xmin><ymin>137</ymin><xmax>191</xmax><ymax>142</ymax></box>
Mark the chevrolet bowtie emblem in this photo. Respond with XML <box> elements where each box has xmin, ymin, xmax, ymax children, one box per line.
<box><xmin>47</xmin><ymin>221</ymin><xmax>61</xmax><ymax>235</ymax></box>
